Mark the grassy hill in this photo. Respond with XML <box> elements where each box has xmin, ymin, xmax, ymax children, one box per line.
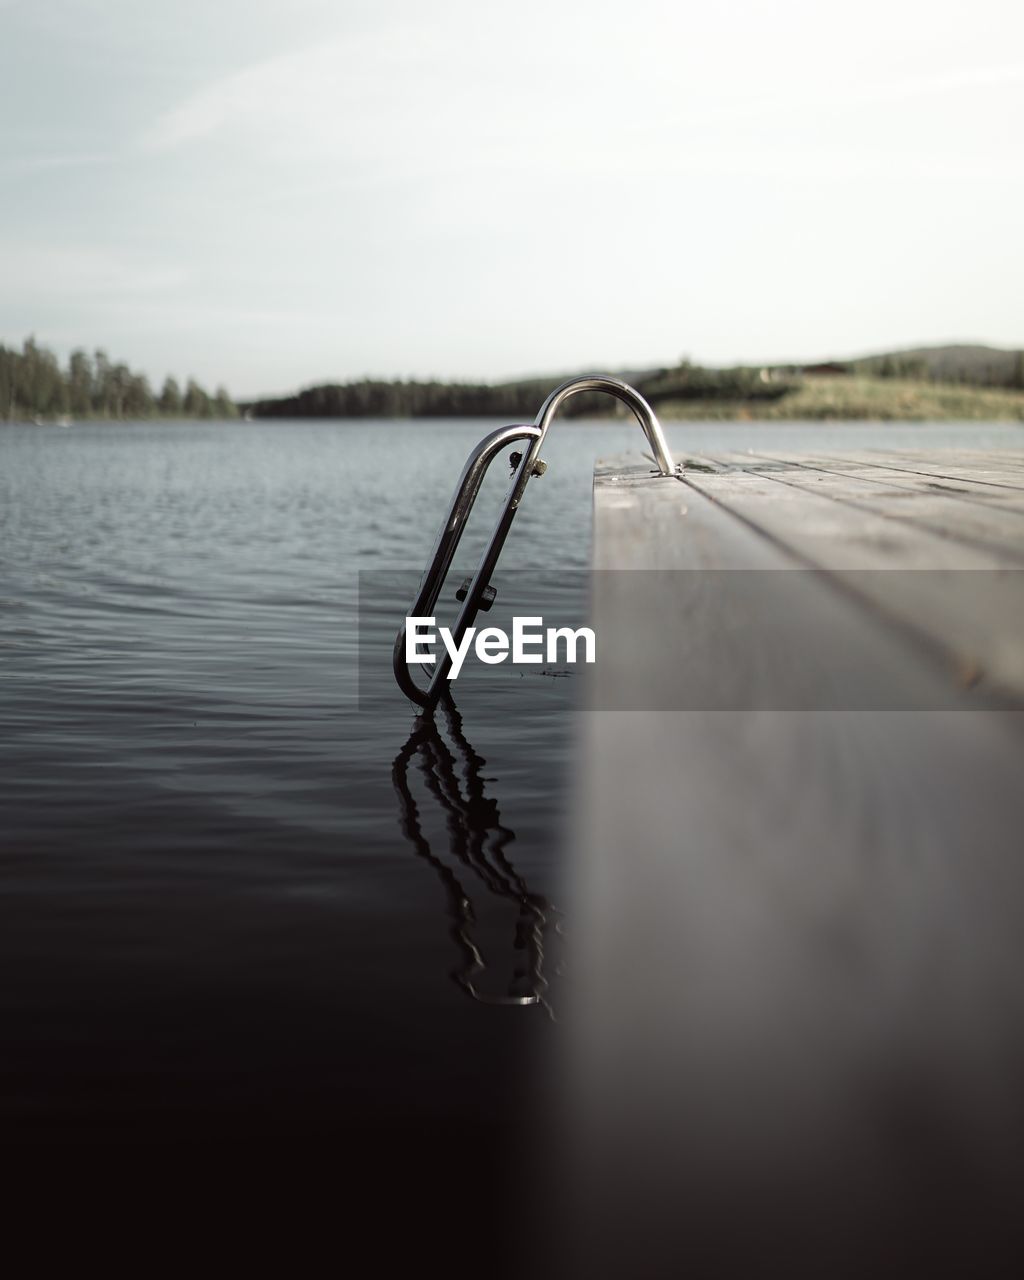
<box><xmin>653</xmin><ymin>374</ymin><xmax>1024</xmax><ymax>421</ymax></box>
<box><xmin>848</xmin><ymin>343</ymin><xmax>1024</xmax><ymax>386</ymax></box>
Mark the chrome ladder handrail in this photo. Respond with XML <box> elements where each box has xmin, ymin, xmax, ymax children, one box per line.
<box><xmin>393</xmin><ymin>375</ymin><xmax>676</xmax><ymax>708</ymax></box>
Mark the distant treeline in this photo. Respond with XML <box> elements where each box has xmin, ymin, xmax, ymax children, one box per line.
<box><xmin>641</xmin><ymin>362</ymin><xmax>794</xmax><ymax>404</ymax></box>
<box><xmin>773</xmin><ymin>346</ymin><xmax>1024</xmax><ymax>387</ymax></box>
<box><xmin>7</xmin><ymin>336</ymin><xmax>1021</xmax><ymax>424</ymax></box>
<box><xmin>245</xmin><ymin>376</ymin><xmax>605</xmax><ymax>419</ymax></box>
<box><xmin>0</xmin><ymin>337</ymin><xmax>236</xmax><ymax>420</ymax></box>
<box><xmin>851</xmin><ymin>347</ymin><xmax>1024</xmax><ymax>387</ymax></box>
<box><xmin>244</xmin><ymin>362</ymin><xmax>795</xmax><ymax>419</ymax></box>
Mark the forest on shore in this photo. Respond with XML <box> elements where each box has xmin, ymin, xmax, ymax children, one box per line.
<box><xmin>244</xmin><ymin>344</ymin><xmax>1024</xmax><ymax>422</ymax></box>
<box><xmin>0</xmin><ymin>337</ymin><xmax>236</xmax><ymax>420</ymax></box>
<box><xmin>244</xmin><ymin>364</ymin><xmax>792</xmax><ymax>420</ymax></box>
<box><xmin>5</xmin><ymin>335</ymin><xmax>1023</xmax><ymax>423</ymax></box>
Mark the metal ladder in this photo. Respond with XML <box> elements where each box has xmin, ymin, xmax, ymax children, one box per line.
<box><xmin>393</xmin><ymin>375</ymin><xmax>676</xmax><ymax>708</ymax></box>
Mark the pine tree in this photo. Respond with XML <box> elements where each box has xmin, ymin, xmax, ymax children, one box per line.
<box><xmin>159</xmin><ymin>376</ymin><xmax>183</xmax><ymax>415</ymax></box>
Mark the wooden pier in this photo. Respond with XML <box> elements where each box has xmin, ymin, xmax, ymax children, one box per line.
<box><xmin>564</xmin><ymin>449</ymin><xmax>1024</xmax><ymax>1274</ymax></box>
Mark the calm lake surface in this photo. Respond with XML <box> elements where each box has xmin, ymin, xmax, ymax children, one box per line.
<box><xmin>2</xmin><ymin>415</ymin><xmax>1022</xmax><ymax>1216</ymax></box>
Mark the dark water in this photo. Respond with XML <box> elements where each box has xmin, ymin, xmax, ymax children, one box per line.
<box><xmin>2</xmin><ymin>416</ymin><xmax>1022</xmax><ymax>1253</ymax></box>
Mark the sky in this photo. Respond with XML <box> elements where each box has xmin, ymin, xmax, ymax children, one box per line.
<box><xmin>1</xmin><ymin>0</ymin><xmax>1022</xmax><ymax>398</ymax></box>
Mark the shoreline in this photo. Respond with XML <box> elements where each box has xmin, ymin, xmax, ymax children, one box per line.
<box><xmin>7</xmin><ymin>377</ymin><xmax>1024</xmax><ymax>425</ymax></box>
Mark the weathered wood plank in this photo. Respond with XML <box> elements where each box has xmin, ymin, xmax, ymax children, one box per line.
<box><xmin>878</xmin><ymin>447</ymin><xmax>1024</xmax><ymax>467</ymax></box>
<box><xmin>666</xmin><ymin>459</ymin><xmax>1024</xmax><ymax>700</ymax></box>
<box><xmin>676</xmin><ymin>459</ymin><xmax>1014</xmax><ymax>567</ymax></box>
<box><xmin>588</xmin><ymin>462</ymin><xmax>1007</xmax><ymax>711</ymax></box>
<box><xmin>755</xmin><ymin>452</ymin><xmax>1024</xmax><ymax>511</ymax></box>
<box><xmin>863</xmin><ymin>447</ymin><xmax>1024</xmax><ymax>490</ymax></box>
<box><xmin>851</xmin><ymin>449</ymin><xmax>1024</xmax><ymax>493</ymax></box>
<box><xmin>709</xmin><ymin>452</ymin><xmax>1024</xmax><ymax>561</ymax></box>
<box><xmin>880</xmin><ymin>453</ymin><xmax>1024</xmax><ymax>468</ymax></box>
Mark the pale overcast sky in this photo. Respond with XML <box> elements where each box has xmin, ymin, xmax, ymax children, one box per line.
<box><xmin>1</xmin><ymin>0</ymin><xmax>1021</xmax><ymax>397</ymax></box>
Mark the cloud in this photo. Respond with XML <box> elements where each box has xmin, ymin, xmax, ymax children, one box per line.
<box><xmin>138</xmin><ymin>15</ymin><xmax>712</xmax><ymax>178</ymax></box>
<box><xmin>143</xmin><ymin>26</ymin><xmax>445</xmax><ymax>156</ymax></box>
<box><xmin>140</xmin><ymin>11</ymin><xmax>1024</xmax><ymax>200</ymax></box>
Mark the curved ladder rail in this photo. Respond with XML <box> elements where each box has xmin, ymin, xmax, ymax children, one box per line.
<box><xmin>393</xmin><ymin>375</ymin><xmax>676</xmax><ymax>708</ymax></box>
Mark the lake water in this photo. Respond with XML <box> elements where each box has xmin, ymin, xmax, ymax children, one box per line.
<box><xmin>3</xmin><ymin>415</ymin><xmax>1022</xmax><ymax>1247</ymax></box>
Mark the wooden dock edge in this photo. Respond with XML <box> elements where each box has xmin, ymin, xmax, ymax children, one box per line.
<box><xmin>557</xmin><ymin>451</ymin><xmax>1024</xmax><ymax>1273</ymax></box>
